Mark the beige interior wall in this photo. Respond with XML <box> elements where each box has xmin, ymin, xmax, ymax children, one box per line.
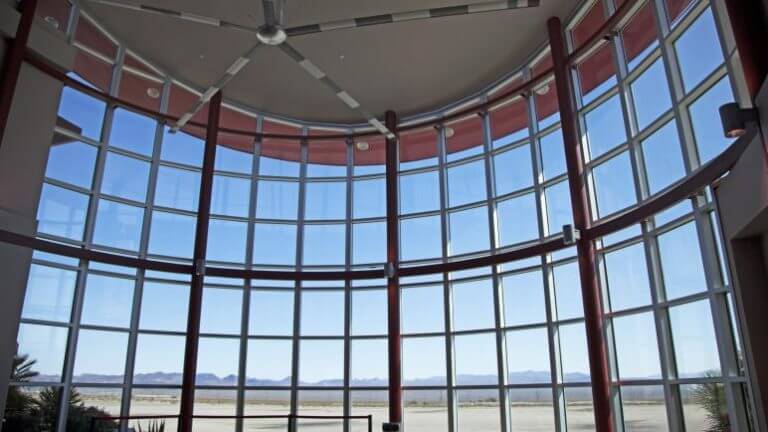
<box><xmin>0</xmin><ymin>3</ymin><xmax>75</xmax><ymax>420</ymax></box>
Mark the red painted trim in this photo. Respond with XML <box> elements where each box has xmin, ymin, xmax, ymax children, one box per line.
<box><xmin>567</xmin><ymin>0</ymin><xmax>642</xmax><ymax>65</ymax></box>
<box><xmin>0</xmin><ymin>0</ymin><xmax>38</xmax><ymax>147</ymax></box>
<box><xmin>548</xmin><ymin>16</ymin><xmax>614</xmax><ymax>432</ymax></box>
<box><xmin>179</xmin><ymin>91</ymin><xmax>222</xmax><ymax>432</ymax></box>
<box><xmin>384</xmin><ymin>110</ymin><xmax>403</xmax><ymax>424</ymax></box>
<box><xmin>17</xmin><ymin>0</ymin><xmax>644</xmax><ymax>144</ymax></box>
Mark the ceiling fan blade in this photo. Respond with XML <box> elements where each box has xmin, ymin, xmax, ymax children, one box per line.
<box><xmin>278</xmin><ymin>42</ymin><xmax>395</xmax><ymax>139</ymax></box>
<box><xmin>173</xmin><ymin>43</ymin><xmax>263</xmax><ymax>131</ymax></box>
<box><xmin>284</xmin><ymin>0</ymin><xmax>539</xmax><ymax>37</ymax></box>
<box><xmin>85</xmin><ymin>0</ymin><xmax>260</xmax><ymax>33</ymax></box>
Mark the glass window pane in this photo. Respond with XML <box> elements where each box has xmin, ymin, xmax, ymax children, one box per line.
<box><xmin>457</xmin><ymin>389</ymin><xmax>500</xmax><ymax>432</ymax></box>
<box><xmin>681</xmin><ymin>382</ymin><xmax>728</xmax><ymax>432</ymax></box>
<box><xmin>620</xmin><ymin>386</ymin><xmax>669</xmax><ymax>431</ymax></box>
<box><xmin>351</xmin><ymin>339</ymin><xmax>388</xmax><ymax>385</ymax></box>
<box><xmin>605</xmin><ymin>242</ymin><xmax>651</xmax><ymax>311</ymax></box>
<box><xmin>22</xmin><ymin>264</ymin><xmax>77</xmax><ymax>323</ymax></box>
<box><xmin>73</xmin><ymin>329</ymin><xmax>128</xmax><ymax>382</ymax></box>
<box><xmin>658</xmin><ymin>222</ymin><xmax>707</xmax><ymax>300</ymax></box>
<box><xmin>45</xmin><ymin>139</ymin><xmax>97</xmax><ymax>188</ymax></box>
<box><xmin>247</xmin><ymin>339</ymin><xmax>292</xmax><ymax>385</ymax></box>
<box><xmin>497</xmin><ymin>193</ymin><xmax>539</xmax><ymax>246</ymax></box>
<box><xmin>454</xmin><ymin>333</ymin><xmax>498</xmax><ymax>385</ymax></box>
<box><xmin>147</xmin><ymin>210</ymin><xmax>196</xmax><ymax>258</ymax></box>
<box><xmin>200</xmin><ymin>288</ymin><xmax>242</xmax><ymax>335</ymax></box>
<box><xmin>301</xmin><ymin>291</ymin><xmax>344</xmax><ymax>336</ymax></box>
<box><xmin>92</xmin><ymin>199</ymin><xmax>143</xmax><ymax>251</ymax></box>
<box><xmin>559</xmin><ymin>323</ymin><xmax>591</xmax><ymax>382</ymax></box>
<box><xmin>216</xmin><ymin>145</ymin><xmax>252</xmax><ymax>174</ymax></box>
<box><xmin>592</xmin><ymin>151</ymin><xmax>637</xmax><ymax>217</ymax></box>
<box><xmin>449</xmin><ymin>206</ymin><xmax>490</xmax><ymax>256</ymax></box>
<box><xmin>452</xmin><ymin>279</ymin><xmax>495</xmax><ymax>331</ymax></box>
<box><xmin>545</xmin><ymin>180</ymin><xmax>573</xmax><ymax>234</ymax></box>
<box><xmin>584</xmin><ymin>94</ymin><xmax>627</xmax><ymax>158</ymax></box>
<box><xmin>193</xmin><ymin>389</ymin><xmax>237</xmax><ymax>431</ymax></box>
<box><xmin>296</xmin><ymin>391</ymin><xmax>343</xmax><ymax>431</ymax></box>
<box><xmin>352</xmin><ymin>222</ymin><xmax>386</xmax><ymax>264</ymax></box>
<box><xmin>154</xmin><ymin>166</ymin><xmax>200</xmax><ymax>211</ymax></box>
<box><xmin>161</xmin><ymin>128</ymin><xmax>203</xmax><ymax>166</ymax></box>
<box><xmin>81</xmin><ymin>274</ymin><xmax>134</xmax><ymax>327</ymax></box>
<box><xmin>613</xmin><ymin>312</ymin><xmax>661</xmax><ymax>379</ymax></box>
<box><xmin>207</xmin><ymin>219</ymin><xmax>247</xmax><ymax>263</ymax></box>
<box><xmin>447</xmin><ymin>160</ymin><xmax>486</xmax><ymax>207</ymax></box>
<box><xmin>506</xmin><ymin>327</ymin><xmax>550</xmax><ymax>384</ymax></box>
<box><xmin>133</xmin><ymin>334</ymin><xmax>185</xmax><ymax>383</ymax></box>
<box><xmin>129</xmin><ymin>389</ymin><xmax>181</xmax><ymax>432</ymax></box>
<box><xmin>400</xmin><ymin>171</ymin><xmax>440</xmax><ymax>214</ymax></box>
<box><xmin>100</xmin><ymin>152</ymin><xmax>150</xmax><ymax>202</ymax></box>
<box><xmin>403</xmin><ymin>337</ymin><xmax>446</xmax><ymax>385</ymax></box>
<box><xmin>37</xmin><ymin>183</ymin><xmax>89</xmax><ymax>240</ymax></box>
<box><xmin>74</xmin><ymin>387</ymin><xmax>122</xmax><ymax>422</ymax></box>
<box><xmin>299</xmin><ymin>340</ymin><xmax>344</xmax><ymax>384</ymax></box>
<box><xmin>197</xmin><ymin>337</ymin><xmax>239</xmax><ymax>381</ymax></box>
<box><xmin>109</xmin><ymin>109</ymin><xmax>155</xmax><ymax>156</ymax></box>
<box><xmin>17</xmin><ymin>323</ymin><xmax>68</xmax><ymax>381</ymax></box>
<box><xmin>305</xmin><ymin>182</ymin><xmax>347</xmax><ymax>220</ymax></box>
<box><xmin>303</xmin><ymin>224</ymin><xmax>345</xmax><ymax>266</ymax></box>
<box><xmin>402</xmin><ymin>285</ymin><xmax>444</xmax><ymax>334</ymax></box>
<box><xmin>494</xmin><ymin>144</ymin><xmax>533</xmax><ymax>195</ymax></box>
<box><xmin>351</xmin><ymin>391</ymin><xmax>387</xmax><ymax>432</ymax></box>
<box><xmin>259</xmin><ymin>155</ymin><xmax>300</xmax><ymax>178</ymax></box>
<box><xmin>400</xmin><ymin>215</ymin><xmax>442</xmax><ymax>261</ymax></box>
<box><xmin>670</xmin><ymin>300</ymin><xmax>721</xmax><ymax>377</ymax></box>
<box><xmin>140</xmin><ymin>282</ymin><xmax>189</xmax><ymax>332</ymax></box>
<box><xmin>631</xmin><ymin>59</ymin><xmax>672</xmax><ymax>131</ymax></box>
<box><xmin>540</xmin><ymin>129</ymin><xmax>566</xmax><ymax>180</ymax></box>
<box><xmin>674</xmin><ymin>8</ymin><xmax>725</xmax><ymax>93</ymax></box>
<box><xmin>503</xmin><ymin>270</ymin><xmax>546</xmax><ymax>326</ymax></box>
<box><xmin>353</xmin><ymin>178</ymin><xmax>385</xmax><ymax>219</ymax></box>
<box><xmin>553</xmin><ymin>262</ymin><xmax>583</xmax><ymax>320</ymax></box>
<box><xmin>509</xmin><ymin>388</ymin><xmax>555</xmax><ymax>431</ymax></box>
<box><xmin>405</xmin><ymin>391</ymin><xmax>448</xmax><ymax>431</ymax></box>
<box><xmin>253</xmin><ymin>223</ymin><xmax>296</xmax><ymax>266</ymax></box>
<box><xmin>58</xmin><ymin>87</ymin><xmax>105</xmax><ymax>141</ymax></box>
<box><xmin>352</xmin><ymin>290</ymin><xmax>387</xmax><ymax>336</ymax></box>
<box><xmin>249</xmin><ymin>290</ymin><xmax>293</xmax><ymax>336</ymax></box>
<box><xmin>642</xmin><ymin>121</ymin><xmax>686</xmax><ymax>194</ymax></box>
<box><xmin>211</xmin><ymin>175</ymin><xmax>250</xmax><ymax>217</ymax></box>
<box><xmin>565</xmin><ymin>387</ymin><xmax>595</xmax><ymax>430</ymax></box>
<box><xmin>256</xmin><ymin>180</ymin><xmax>298</xmax><ymax>220</ymax></box>
<box><xmin>689</xmin><ymin>77</ymin><xmax>735</xmax><ymax>163</ymax></box>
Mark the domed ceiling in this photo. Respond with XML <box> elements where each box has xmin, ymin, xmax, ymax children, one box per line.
<box><xmin>85</xmin><ymin>0</ymin><xmax>578</xmax><ymax>124</ymax></box>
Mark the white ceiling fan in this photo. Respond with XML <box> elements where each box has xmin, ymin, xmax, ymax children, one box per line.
<box><xmin>87</xmin><ymin>0</ymin><xmax>540</xmax><ymax>138</ymax></box>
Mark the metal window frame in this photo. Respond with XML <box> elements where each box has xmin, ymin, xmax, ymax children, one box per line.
<box><xmin>7</xmin><ymin>1</ymin><xmax>758</xmax><ymax>431</ymax></box>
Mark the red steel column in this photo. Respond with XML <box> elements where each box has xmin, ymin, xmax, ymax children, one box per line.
<box><xmin>722</xmin><ymin>0</ymin><xmax>768</xmax><ymax>99</ymax></box>
<box><xmin>179</xmin><ymin>92</ymin><xmax>222</xmax><ymax>432</ymax></box>
<box><xmin>0</xmin><ymin>0</ymin><xmax>38</xmax><ymax>147</ymax></box>
<box><xmin>547</xmin><ymin>17</ymin><xmax>614</xmax><ymax>432</ymax></box>
<box><xmin>384</xmin><ymin>110</ymin><xmax>402</xmax><ymax>425</ymax></box>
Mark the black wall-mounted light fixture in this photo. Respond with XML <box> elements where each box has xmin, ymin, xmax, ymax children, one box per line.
<box><xmin>719</xmin><ymin>102</ymin><xmax>758</xmax><ymax>138</ymax></box>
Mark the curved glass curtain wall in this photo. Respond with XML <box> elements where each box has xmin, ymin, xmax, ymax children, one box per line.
<box><xmin>8</xmin><ymin>0</ymin><xmax>756</xmax><ymax>430</ymax></box>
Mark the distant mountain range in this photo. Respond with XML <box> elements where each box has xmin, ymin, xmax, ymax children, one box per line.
<box><xmin>36</xmin><ymin>370</ymin><xmax>591</xmax><ymax>388</ymax></box>
<box><xmin>33</xmin><ymin>371</ymin><xmax>676</xmax><ymax>401</ymax></box>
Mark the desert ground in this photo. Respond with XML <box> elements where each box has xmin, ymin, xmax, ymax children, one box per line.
<box><xmin>81</xmin><ymin>394</ymin><xmax>708</xmax><ymax>431</ymax></box>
